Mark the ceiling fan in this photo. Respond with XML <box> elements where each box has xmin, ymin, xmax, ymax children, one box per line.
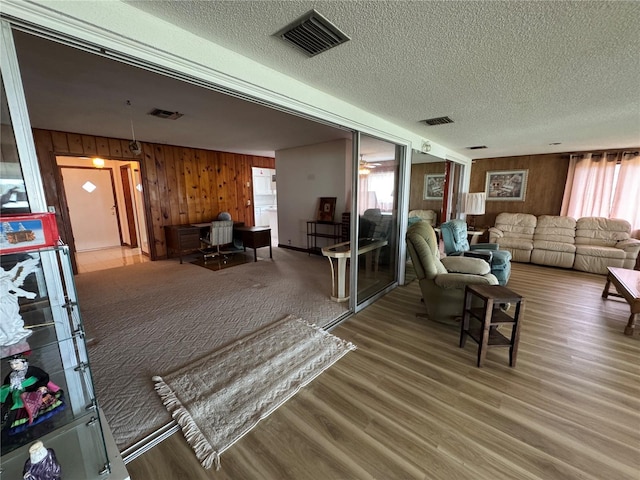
<box><xmin>359</xmin><ymin>155</ymin><xmax>381</xmax><ymax>175</ymax></box>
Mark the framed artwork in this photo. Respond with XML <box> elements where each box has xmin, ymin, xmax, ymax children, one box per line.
<box><xmin>485</xmin><ymin>170</ymin><xmax>528</xmax><ymax>201</ymax></box>
<box><xmin>0</xmin><ymin>213</ymin><xmax>60</xmax><ymax>253</ymax></box>
<box><xmin>317</xmin><ymin>197</ymin><xmax>337</xmax><ymax>223</ymax></box>
<box><xmin>423</xmin><ymin>174</ymin><xmax>445</xmax><ymax>200</ymax></box>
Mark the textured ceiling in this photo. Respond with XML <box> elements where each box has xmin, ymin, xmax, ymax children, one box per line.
<box><xmin>122</xmin><ymin>0</ymin><xmax>640</xmax><ymax>159</ymax></box>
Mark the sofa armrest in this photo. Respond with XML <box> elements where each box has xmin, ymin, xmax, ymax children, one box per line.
<box><xmin>441</xmin><ymin>256</ymin><xmax>492</xmax><ymax>275</ymax></box>
<box><xmin>616</xmin><ymin>238</ymin><xmax>640</xmax><ymax>254</ymax></box>
<box><xmin>488</xmin><ymin>227</ymin><xmax>503</xmax><ymax>243</ymax></box>
<box><xmin>470</xmin><ymin>243</ymin><xmax>499</xmax><ymax>251</ymax></box>
<box><xmin>434</xmin><ymin>273</ymin><xmax>498</xmax><ymax>289</ymax></box>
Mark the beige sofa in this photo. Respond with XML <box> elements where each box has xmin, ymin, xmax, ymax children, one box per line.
<box><xmin>489</xmin><ymin>213</ymin><xmax>640</xmax><ymax>274</ymax></box>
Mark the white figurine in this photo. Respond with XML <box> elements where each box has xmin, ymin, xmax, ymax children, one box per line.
<box><xmin>0</xmin><ymin>256</ymin><xmax>40</xmax><ymax>348</ymax></box>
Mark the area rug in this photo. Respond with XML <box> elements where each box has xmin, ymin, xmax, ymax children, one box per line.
<box><xmin>190</xmin><ymin>251</ymin><xmax>252</xmax><ymax>271</ymax></box>
<box><xmin>152</xmin><ymin>314</ymin><xmax>356</xmax><ymax>469</ymax></box>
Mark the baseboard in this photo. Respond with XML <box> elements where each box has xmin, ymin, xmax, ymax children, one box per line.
<box><xmin>277</xmin><ymin>244</ymin><xmax>308</xmax><ymax>253</ymax></box>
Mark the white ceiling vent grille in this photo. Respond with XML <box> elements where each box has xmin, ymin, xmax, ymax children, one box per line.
<box><xmin>148</xmin><ymin>108</ymin><xmax>183</xmax><ymax>120</ymax></box>
<box><xmin>276</xmin><ymin>10</ymin><xmax>350</xmax><ymax>57</ymax></box>
<box><xmin>421</xmin><ymin>116</ymin><xmax>454</xmax><ymax>126</ymax></box>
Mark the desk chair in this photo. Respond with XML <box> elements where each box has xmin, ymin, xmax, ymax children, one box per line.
<box><xmin>200</xmin><ymin>220</ymin><xmax>234</xmax><ymax>262</ymax></box>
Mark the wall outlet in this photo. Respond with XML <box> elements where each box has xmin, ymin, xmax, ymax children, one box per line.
<box><xmin>288</xmin><ymin>239</ymin><xmax>291</xmax><ymax>245</ymax></box>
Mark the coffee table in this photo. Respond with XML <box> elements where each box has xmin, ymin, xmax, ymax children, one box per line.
<box><xmin>602</xmin><ymin>267</ymin><xmax>640</xmax><ymax>335</ymax></box>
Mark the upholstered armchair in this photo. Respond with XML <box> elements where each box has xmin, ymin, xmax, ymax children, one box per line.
<box><xmin>408</xmin><ymin>209</ymin><xmax>437</xmax><ymax>227</ymax></box>
<box><xmin>440</xmin><ymin>219</ymin><xmax>512</xmax><ymax>285</ymax></box>
<box><xmin>406</xmin><ymin>221</ymin><xmax>499</xmax><ymax>324</ymax></box>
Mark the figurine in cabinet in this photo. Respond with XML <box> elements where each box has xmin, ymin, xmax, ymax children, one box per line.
<box><xmin>1</xmin><ymin>354</ymin><xmax>64</xmax><ymax>435</ymax></box>
<box><xmin>22</xmin><ymin>440</ymin><xmax>62</xmax><ymax>480</ymax></box>
<box><xmin>0</xmin><ymin>255</ymin><xmax>40</xmax><ymax>355</ymax></box>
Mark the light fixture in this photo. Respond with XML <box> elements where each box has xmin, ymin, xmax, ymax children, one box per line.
<box><xmin>358</xmin><ymin>154</ymin><xmax>372</xmax><ymax>176</ymax></box>
<box><xmin>127</xmin><ymin>100</ymin><xmax>142</xmax><ymax>156</ymax></box>
<box><xmin>92</xmin><ymin>158</ymin><xmax>105</xmax><ymax>168</ymax></box>
<box><xmin>462</xmin><ymin>192</ymin><xmax>486</xmax><ymax>230</ymax></box>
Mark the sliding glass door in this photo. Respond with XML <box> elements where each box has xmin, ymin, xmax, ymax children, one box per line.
<box><xmin>354</xmin><ymin>134</ymin><xmax>403</xmax><ymax>307</ymax></box>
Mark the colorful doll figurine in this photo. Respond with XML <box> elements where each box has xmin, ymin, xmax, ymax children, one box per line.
<box><xmin>1</xmin><ymin>354</ymin><xmax>64</xmax><ymax>434</ymax></box>
<box><xmin>22</xmin><ymin>441</ymin><xmax>62</xmax><ymax>480</ymax></box>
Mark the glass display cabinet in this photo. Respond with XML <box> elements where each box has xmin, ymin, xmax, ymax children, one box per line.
<box><xmin>0</xmin><ymin>245</ymin><xmax>127</xmax><ymax>479</ymax></box>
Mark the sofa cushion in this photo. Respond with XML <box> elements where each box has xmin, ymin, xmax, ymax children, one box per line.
<box><xmin>532</xmin><ymin>240</ymin><xmax>576</xmax><ymax>254</ymax></box>
<box><xmin>534</xmin><ymin>215</ymin><xmax>576</xmax><ymax>243</ymax></box>
<box><xmin>575</xmin><ymin>217</ymin><xmax>631</xmax><ymax>246</ymax></box>
<box><xmin>493</xmin><ymin>212</ymin><xmax>537</xmax><ymax>238</ymax></box>
<box><xmin>575</xmin><ymin>245</ymin><xmax>626</xmax><ymax>260</ymax></box>
<box><xmin>496</xmin><ymin>237</ymin><xmax>533</xmax><ymax>252</ymax></box>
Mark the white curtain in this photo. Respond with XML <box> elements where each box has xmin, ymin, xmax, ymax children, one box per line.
<box><xmin>611</xmin><ymin>152</ymin><xmax>640</xmax><ymax>238</ymax></box>
<box><xmin>561</xmin><ymin>151</ymin><xmax>640</xmax><ymax>238</ymax></box>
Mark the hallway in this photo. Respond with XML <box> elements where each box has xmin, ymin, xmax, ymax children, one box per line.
<box><xmin>76</xmin><ymin>246</ymin><xmax>149</xmax><ymax>273</ymax></box>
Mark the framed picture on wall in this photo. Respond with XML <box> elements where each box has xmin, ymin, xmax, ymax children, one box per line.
<box><xmin>485</xmin><ymin>170</ymin><xmax>528</xmax><ymax>201</ymax></box>
<box><xmin>423</xmin><ymin>174</ymin><xmax>445</xmax><ymax>200</ymax></box>
<box><xmin>317</xmin><ymin>197</ymin><xmax>337</xmax><ymax>223</ymax></box>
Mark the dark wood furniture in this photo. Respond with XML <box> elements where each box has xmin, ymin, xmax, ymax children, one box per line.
<box><xmin>460</xmin><ymin>284</ymin><xmax>525</xmax><ymax>367</ymax></box>
<box><xmin>602</xmin><ymin>267</ymin><xmax>640</xmax><ymax>335</ymax></box>
<box><xmin>306</xmin><ymin>221</ymin><xmax>342</xmax><ymax>255</ymax></box>
<box><xmin>164</xmin><ymin>224</ymin><xmax>201</xmax><ymax>264</ymax></box>
<box><xmin>235</xmin><ymin>226</ymin><xmax>272</xmax><ymax>262</ymax></box>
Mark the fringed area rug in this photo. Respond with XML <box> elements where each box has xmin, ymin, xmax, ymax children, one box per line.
<box><xmin>152</xmin><ymin>314</ymin><xmax>356</xmax><ymax>469</ymax></box>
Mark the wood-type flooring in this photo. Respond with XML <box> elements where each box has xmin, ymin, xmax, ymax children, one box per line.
<box><xmin>127</xmin><ymin>262</ymin><xmax>639</xmax><ymax>480</ymax></box>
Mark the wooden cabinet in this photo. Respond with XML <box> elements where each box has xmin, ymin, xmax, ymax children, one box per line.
<box><xmin>164</xmin><ymin>225</ymin><xmax>202</xmax><ymax>263</ymax></box>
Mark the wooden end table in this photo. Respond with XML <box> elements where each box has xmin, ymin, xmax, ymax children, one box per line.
<box><xmin>234</xmin><ymin>226</ymin><xmax>272</xmax><ymax>262</ymax></box>
<box><xmin>460</xmin><ymin>284</ymin><xmax>525</xmax><ymax>367</ymax></box>
<box><xmin>602</xmin><ymin>267</ymin><xmax>640</xmax><ymax>335</ymax></box>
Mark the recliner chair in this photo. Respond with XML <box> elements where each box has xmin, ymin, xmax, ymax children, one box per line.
<box><xmin>439</xmin><ymin>219</ymin><xmax>512</xmax><ymax>285</ymax></box>
<box><xmin>406</xmin><ymin>221</ymin><xmax>499</xmax><ymax>324</ymax></box>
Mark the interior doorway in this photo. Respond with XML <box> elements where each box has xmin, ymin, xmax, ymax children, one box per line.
<box><xmin>57</xmin><ymin>156</ymin><xmax>149</xmax><ymax>271</ymax></box>
<box><xmin>61</xmin><ymin>166</ymin><xmax>122</xmax><ymax>251</ymax></box>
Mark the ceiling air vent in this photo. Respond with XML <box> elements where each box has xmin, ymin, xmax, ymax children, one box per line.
<box><xmin>421</xmin><ymin>116</ymin><xmax>454</xmax><ymax>126</ymax></box>
<box><xmin>275</xmin><ymin>10</ymin><xmax>350</xmax><ymax>57</ymax></box>
<box><xmin>148</xmin><ymin>108</ymin><xmax>183</xmax><ymax>120</ymax></box>
<box><xmin>467</xmin><ymin>145</ymin><xmax>488</xmax><ymax>150</ymax></box>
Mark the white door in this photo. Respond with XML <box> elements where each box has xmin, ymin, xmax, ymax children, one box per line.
<box><xmin>62</xmin><ymin>167</ymin><xmax>121</xmax><ymax>251</ymax></box>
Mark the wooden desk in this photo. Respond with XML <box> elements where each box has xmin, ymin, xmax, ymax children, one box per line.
<box><xmin>321</xmin><ymin>238</ymin><xmax>388</xmax><ymax>302</ymax></box>
<box><xmin>164</xmin><ymin>225</ymin><xmax>201</xmax><ymax>264</ymax></box>
<box><xmin>602</xmin><ymin>267</ymin><xmax>640</xmax><ymax>335</ymax></box>
<box><xmin>234</xmin><ymin>226</ymin><xmax>272</xmax><ymax>262</ymax></box>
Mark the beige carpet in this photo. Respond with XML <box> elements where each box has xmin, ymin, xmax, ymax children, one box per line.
<box><xmin>75</xmin><ymin>247</ymin><xmax>348</xmax><ymax>452</ymax></box>
<box><xmin>153</xmin><ymin>314</ymin><xmax>355</xmax><ymax>469</ymax></box>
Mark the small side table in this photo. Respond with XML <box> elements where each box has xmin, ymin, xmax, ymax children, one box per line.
<box><xmin>235</xmin><ymin>226</ymin><xmax>272</xmax><ymax>262</ymax></box>
<box><xmin>460</xmin><ymin>284</ymin><xmax>525</xmax><ymax>367</ymax></box>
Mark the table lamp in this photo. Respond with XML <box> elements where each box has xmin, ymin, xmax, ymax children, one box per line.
<box><xmin>463</xmin><ymin>192</ymin><xmax>486</xmax><ymax>230</ymax></box>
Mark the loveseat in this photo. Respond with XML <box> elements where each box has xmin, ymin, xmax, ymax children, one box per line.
<box><xmin>489</xmin><ymin>213</ymin><xmax>640</xmax><ymax>274</ymax></box>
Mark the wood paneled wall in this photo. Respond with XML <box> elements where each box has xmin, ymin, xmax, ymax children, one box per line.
<box><xmin>409</xmin><ymin>162</ymin><xmax>446</xmax><ymax>223</ymax></box>
<box><xmin>469</xmin><ymin>153</ymin><xmax>570</xmax><ymax>228</ymax></box>
<box><xmin>32</xmin><ymin>129</ymin><xmax>275</xmax><ymax>262</ymax></box>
